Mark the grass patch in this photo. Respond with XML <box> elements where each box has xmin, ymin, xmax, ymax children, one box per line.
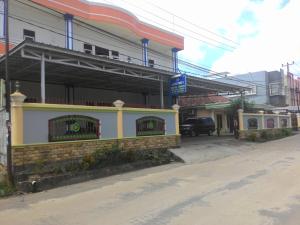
<box><xmin>243</xmin><ymin>128</ymin><xmax>293</xmax><ymax>142</ymax></box>
<box><xmin>0</xmin><ymin>181</ymin><xmax>15</xmax><ymax>197</ymax></box>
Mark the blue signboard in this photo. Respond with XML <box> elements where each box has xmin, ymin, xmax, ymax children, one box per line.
<box><xmin>170</xmin><ymin>74</ymin><xmax>187</xmax><ymax>96</ymax></box>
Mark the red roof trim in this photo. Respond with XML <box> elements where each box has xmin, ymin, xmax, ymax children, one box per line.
<box><xmin>31</xmin><ymin>0</ymin><xmax>184</xmax><ymax>49</ymax></box>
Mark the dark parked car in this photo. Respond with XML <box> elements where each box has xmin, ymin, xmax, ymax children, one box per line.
<box><xmin>180</xmin><ymin>117</ymin><xmax>215</xmax><ymax>136</ymax></box>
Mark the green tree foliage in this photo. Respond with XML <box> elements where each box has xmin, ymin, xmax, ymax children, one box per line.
<box><xmin>226</xmin><ymin>98</ymin><xmax>255</xmax><ymax>116</ymax></box>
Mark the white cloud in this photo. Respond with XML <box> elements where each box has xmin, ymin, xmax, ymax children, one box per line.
<box><xmin>212</xmin><ymin>0</ymin><xmax>299</xmax><ymax>74</ymax></box>
<box><xmin>179</xmin><ymin>38</ymin><xmax>205</xmax><ymax>63</ymax></box>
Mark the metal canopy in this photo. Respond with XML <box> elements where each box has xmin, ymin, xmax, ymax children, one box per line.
<box><xmin>0</xmin><ymin>40</ymin><xmax>245</xmax><ymax>95</ymax></box>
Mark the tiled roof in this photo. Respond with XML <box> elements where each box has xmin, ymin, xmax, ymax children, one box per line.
<box><xmin>179</xmin><ymin>95</ymin><xmax>230</xmax><ymax>107</ymax></box>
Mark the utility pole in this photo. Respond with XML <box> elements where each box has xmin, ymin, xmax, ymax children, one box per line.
<box><xmin>282</xmin><ymin>61</ymin><xmax>295</xmax><ymax>106</ymax></box>
<box><xmin>240</xmin><ymin>90</ymin><xmax>244</xmax><ymax>110</ymax></box>
<box><xmin>4</xmin><ymin>0</ymin><xmax>13</xmax><ymax>185</ymax></box>
<box><xmin>296</xmin><ymin>87</ymin><xmax>300</xmax><ymax>113</ymax></box>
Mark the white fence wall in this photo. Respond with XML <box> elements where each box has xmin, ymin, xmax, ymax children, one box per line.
<box><xmin>0</xmin><ymin>110</ymin><xmax>7</xmax><ymax>165</ymax></box>
<box><xmin>238</xmin><ymin>109</ymin><xmax>292</xmax><ymax>131</ymax></box>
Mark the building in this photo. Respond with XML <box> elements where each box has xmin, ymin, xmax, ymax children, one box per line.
<box><xmin>285</xmin><ymin>72</ymin><xmax>300</xmax><ymax>108</ymax></box>
<box><xmin>0</xmin><ymin>0</ymin><xmax>244</xmax><ymax>108</ymax></box>
<box><xmin>218</xmin><ymin>70</ymin><xmax>297</xmax><ymax>109</ymax></box>
<box><xmin>0</xmin><ymin>0</ymin><xmax>244</xmax><ymax>171</ymax></box>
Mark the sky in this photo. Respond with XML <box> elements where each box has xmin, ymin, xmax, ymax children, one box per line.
<box><xmin>91</xmin><ymin>0</ymin><xmax>300</xmax><ymax>76</ymax></box>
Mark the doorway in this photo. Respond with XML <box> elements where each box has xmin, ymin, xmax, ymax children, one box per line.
<box><xmin>216</xmin><ymin>114</ymin><xmax>222</xmax><ymax>131</ymax></box>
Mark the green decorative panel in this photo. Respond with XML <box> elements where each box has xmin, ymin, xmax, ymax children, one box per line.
<box><xmin>49</xmin><ymin>115</ymin><xmax>99</xmax><ymax>142</ymax></box>
<box><xmin>136</xmin><ymin>116</ymin><xmax>165</xmax><ymax>136</ymax></box>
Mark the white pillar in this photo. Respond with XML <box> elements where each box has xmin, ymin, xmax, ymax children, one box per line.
<box><xmin>288</xmin><ymin>112</ymin><xmax>292</xmax><ymax>128</ymax></box>
<box><xmin>274</xmin><ymin>111</ymin><xmax>280</xmax><ymax>128</ymax></box>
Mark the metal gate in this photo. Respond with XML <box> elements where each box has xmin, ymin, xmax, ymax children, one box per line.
<box><xmin>0</xmin><ymin>109</ymin><xmax>7</xmax><ymax>165</ymax></box>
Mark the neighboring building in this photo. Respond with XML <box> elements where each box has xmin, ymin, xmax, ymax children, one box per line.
<box><xmin>268</xmin><ymin>70</ymin><xmax>286</xmax><ymax>107</ymax></box>
<box><xmin>286</xmin><ymin>72</ymin><xmax>300</xmax><ymax>107</ymax></box>
<box><xmin>218</xmin><ymin>70</ymin><xmax>298</xmax><ymax>109</ymax></box>
<box><xmin>272</xmin><ymin>72</ymin><xmax>300</xmax><ymax>113</ymax></box>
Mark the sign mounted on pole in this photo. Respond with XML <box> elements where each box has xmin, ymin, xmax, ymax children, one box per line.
<box><xmin>170</xmin><ymin>74</ymin><xmax>187</xmax><ymax>96</ymax></box>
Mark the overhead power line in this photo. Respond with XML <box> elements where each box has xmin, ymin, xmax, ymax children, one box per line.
<box><xmin>110</xmin><ymin>0</ymin><xmax>237</xmax><ymax>51</ymax></box>
<box><xmin>8</xmin><ymin>3</ymin><xmax>218</xmax><ymax>74</ymax></box>
<box><xmin>14</xmin><ymin>0</ymin><xmax>227</xmax><ymax>73</ymax></box>
<box><xmin>8</xmin><ymin>1</ymin><xmax>273</xmax><ymax>90</ymax></box>
<box><xmin>131</xmin><ymin>0</ymin><xmax>239</xmax><ymax>45</ymax></box>
<box><xmin>9</xmin><ymin>13</ymin><xmax>270</xmax><ymax>90</ymax></box>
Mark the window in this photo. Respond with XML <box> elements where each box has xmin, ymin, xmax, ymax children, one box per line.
<box><xmin>49</xmin><ymin>115</ymin><xmax>100</xmax><ymax>142</ymax></box>
<box><xmin>148</xmin><ymin>59</ymin><xmax>154</xmax><ymax>68</ymax></box>
<box><xmin>269</xmin><ymin>82</ymin><xmax>282</xmax><ymax>96</ymax></box>
<box><xmin>248</xmin><ymin>118</ymin><xmax>258</xmax><ymax>130</ymax></box>
<box><xmin>23</xmin><ymin>29</ymin><xmax>35</xmax><ymax>41</ymax></box>
<box><xmin>111</xmin><ymin>50</ymin><xmax>119</xmax><ymax>60</ymax></box>
<box><xmin>218</xmin><ymin>85</ymin><xmax>256</xmax><ymax>97</ymax></box>
<box><xmin>136</xmin><ymin>116</ymin><xmax>165</xmax><ymax>136</ymax></box>
<box><xmin>267</xmin><ymin>118</ymin><xmax>275</xmax><ymax>128</ymax></box>
<box><xmin>83</xmin><ymin>43</ymin><xmax>92</xmax><ymax>54</ymax></box>
<box><xmin>95</xmin><ymin>46</ymin><xmax>109</xmax><ymax>57</ymax></box>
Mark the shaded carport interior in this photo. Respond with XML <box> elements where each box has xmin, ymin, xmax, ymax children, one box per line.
<box><xmin>0</xmin><ymin>41</ymin><xmax>246</xmax><ymax>107</ymax></box>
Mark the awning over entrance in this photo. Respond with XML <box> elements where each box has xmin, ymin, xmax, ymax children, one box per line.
<box><xmin>0</xmin><ymin>40</ymin><xmax>246</xmax><ymax>107</ymax></box>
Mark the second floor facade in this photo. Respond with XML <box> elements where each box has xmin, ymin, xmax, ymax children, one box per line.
<box><xmin>3</xmin><ymin>0</ymin><xmax>184</xmax><ymax>72</ymax></box>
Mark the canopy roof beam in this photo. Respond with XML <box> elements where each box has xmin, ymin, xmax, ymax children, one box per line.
<box><xmin>21</xmin><ymin>48</ymin><xmax>161</xmax><ymax>82</ymax></box>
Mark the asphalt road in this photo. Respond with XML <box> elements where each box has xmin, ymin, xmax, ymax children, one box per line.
<box><xmin>1</xmin><ymin>134</ymin><xmax>300</xmax><ymax>225</ymax></box>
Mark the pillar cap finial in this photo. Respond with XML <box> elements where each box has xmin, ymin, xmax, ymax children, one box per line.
<box><xmin>11</xmin><ymin>91</ymin><xmax>26</xmax><ymax>106</ymax></box>
<box><xmin>172</xmin><ymin>104</ymin><xmax>180</xmax><ymax>111</ymax></box>
<box><xmin>113</xmin><ymin>100</ymin><xmax>125</xmax><ymax>108</ymax></box>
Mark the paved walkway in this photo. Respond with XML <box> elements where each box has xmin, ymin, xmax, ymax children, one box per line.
<box><xmin>172</xmin><ymin>135</ymin><xmax>257</xmax><ymax>163</ymax></box>
<box><xmin>1</xmin><ymin>134</ymin><xmax>300</xmax><ymax>225</ymax></box>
